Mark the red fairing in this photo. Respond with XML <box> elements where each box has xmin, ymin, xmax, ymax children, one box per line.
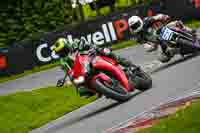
<box><xmin>72</xmin><ymin>52</ymin><xmax>88</xmax><ymax>78</ymax></box>
<box><xmin>92</xmin><ymin>56</ymin><xmax>133</xmax><ymax>92</ymax></box>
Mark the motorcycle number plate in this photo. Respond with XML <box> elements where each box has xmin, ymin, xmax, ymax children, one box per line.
<box><xmin>160</xmin><ymin>27</ymin><xmax>174</xmax><ymax>41</ymax></box>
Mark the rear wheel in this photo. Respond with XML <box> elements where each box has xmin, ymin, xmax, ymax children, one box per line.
<box><xmin>94</xmin><ymin>78</ymin><xmax>132</xmax><ymax>102</ymax></box>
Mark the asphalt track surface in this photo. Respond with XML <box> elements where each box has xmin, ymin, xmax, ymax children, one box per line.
<box><xmin>0</xmin><ymin>45</ymin><xmax>158</xmax><ymax>95</ymax></box>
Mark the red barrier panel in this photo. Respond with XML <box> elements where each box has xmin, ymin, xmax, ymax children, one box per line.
<box><xmin>0</xmin><ymin>55</ymin><xmax>7</xmax><ymax>69</ymax></box>
<box><xmin>194</xmin><ymin>0</ymin><xmax>200</xmax><ymax>8</ymax></box>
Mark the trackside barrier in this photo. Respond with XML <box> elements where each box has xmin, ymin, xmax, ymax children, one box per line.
<box><xmin>0</xmin><ymin>48</ymin><xmax>9</xmax><ymax>76</ymax></box>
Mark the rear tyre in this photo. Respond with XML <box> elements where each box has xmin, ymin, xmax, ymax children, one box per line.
<box><xmin>94</xmin><ymin>78</ymin><xmax>132</xmax><ymax>102</ymax></box>
<box><xmin>131</xmin><ymin>69</ymin><xmax>152</xmax><ymax>91</ymax></box>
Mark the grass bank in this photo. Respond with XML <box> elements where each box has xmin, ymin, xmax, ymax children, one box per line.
<box><xmin>186</xmin><ymin>19</ymin><xmax>200</xmax><ymax>28</ymax></box>
<box><xmin>140</xmin><ymin>100</ymin><xmax>200</xmax><ymax>133</ymax></box>
<box><xmin>0</xmin><ymin>86</ymin><xmax>96</xmax><ymax>133</ymax></box>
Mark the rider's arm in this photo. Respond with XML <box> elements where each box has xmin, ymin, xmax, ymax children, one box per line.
<box><xmin>77</xmin><ymin>39</ymin><xmax>112</xmax><ymax>56</ymax></box>
<box><xmin>143</xmin><ymin>14</ymin><xmax>171</xmax><ymax>28</ymax></box>
<box><xmin>136</xmin><ymin>33</ymin><xmax>147</xmax><ymax>44</ymax></box>
<box><xmin>60</xmin><ymin>56</ymin><xmax>74</xmax><ymax>80</ymax></box>
<box><xmin>150</xmin><ymin>14</ymin><xmax>171</xmax><ymax>23</ymax></box>
<box><xmin>59</xmin><ymin>58</ymin><xmax>68</xmax><ymax>80</ymax></box>
<box><xmin>60</xmin><ymin>58</ymin><xmax>68</xmax><ymax>71</ymax></box>
<box><xmin>71</xmin><ymin>39</ymin><xmax>91</xmax><ymax>52</ymax></box>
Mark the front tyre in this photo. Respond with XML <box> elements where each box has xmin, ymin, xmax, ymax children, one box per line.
<box><xmin>94</xmin><ymin>78</ymin><xmax>132</xmax><ymax>102</ymax></box>
<box><xmin>177</xmin><ymin>38</ymin><xmax>196</xmax><ymax>49</ymax></box>
<box><xmin>131</xmin><ymin>69</ymin><xmax>152</xmax><ymax>91</ymax></box>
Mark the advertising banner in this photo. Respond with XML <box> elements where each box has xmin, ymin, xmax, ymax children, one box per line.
<box><xmin>34</xmin><ymin>4</ymin><xmax>154</xmax><ymax>65</ymax></box>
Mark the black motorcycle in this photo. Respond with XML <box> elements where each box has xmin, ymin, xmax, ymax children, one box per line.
<box><xmin>159</xmin><ymin>25</ymin><xmax>200</xmax><ymax>58</ymax></box>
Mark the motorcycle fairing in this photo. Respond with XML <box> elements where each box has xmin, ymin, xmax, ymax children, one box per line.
<box><xmin>92</xmin><ymin>56</ymin><xmax>133</xmax><ymax>92</ymax></box>
<box><xmin>72</xmin><ymin>52</ymin><xmax>89</xmax><ymax>78</ymax></box>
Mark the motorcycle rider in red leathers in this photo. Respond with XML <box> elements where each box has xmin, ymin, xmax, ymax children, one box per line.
<box><xmin>52</xmin><ymin>38</ymin><xmax>138</xmax><ymax>97</ymax></box>
<box><xmin>128</xmin><ymin>14</ymin><xmax>196</xmax><ymax>63</ymax></box>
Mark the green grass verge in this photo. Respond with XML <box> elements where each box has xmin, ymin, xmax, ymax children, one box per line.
<box><xmin>111</xmin><ymin>40</ymin><xmax>137</xmax><ymax>50</ymax></box>
<box><xmin>0</xmin><ymin>85</ymin><xmax>96</xmax><ymax>133</ymax></box>
<box><xmin>140</xmin><ymin>101</ymin><xmax>200</xmax><ymax>133</ymax></box>
<box><xmin>186</xmin><ymin>19</ymin><xmax>200</xmax><ymax>28</ymax></box>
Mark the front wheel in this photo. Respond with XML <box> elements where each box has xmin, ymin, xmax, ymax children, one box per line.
<box><xmin>130</xmin><ymin>68</ymin><xmax>152</xmax><ymax>91</ymax></box>
<box><xmin>177</xmin><ymin>38</ymin><xmax>197</xmax><ymax>49</ymax></box>
<box><xmin>93</xmin><ymin>78</ymin><xmax>132</xmax><ymax>102</ymax></box>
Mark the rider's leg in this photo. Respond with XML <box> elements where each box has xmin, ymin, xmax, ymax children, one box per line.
<box><xmin>166</xmin><ymin>21</ymin><xmax>179</xmax><ymax>27</ymax></box>
<box><xmin>158</xmin><ymin>42</ymin><xmax>179</xmax><ymax>63</ymax></box>
<box><xmin>97</xmin><ymin>48</ymin><xmax>138</xmax><ymax>72</ymax></box>
<box><xmin>158</xmin><ymin>47</ymin><xmax>180</xmax><ymax>63</ymax></box>
<box><xmin>168</xmin><ymin>21</ymin><xmax>196</xmax><ymax>35</ymax></box>
<box><xmin>106</xmin><ymin>52</ymin><xmax>137</xmax><ymax>68</ymax></box>
<box><xmin>96</xmin><ymin>47</ymin><xmax>133</xmax><ymax>67</ymax></box>
<box><xmin>179</xmin><ymin>22</ymin><xmax>196</xmax><ymax>34</ymax></box>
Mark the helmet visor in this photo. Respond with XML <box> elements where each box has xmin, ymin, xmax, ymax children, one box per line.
<box><xmin>58</xmin><ymin>48</ymin><xmax>70</xmax><ymax>58</ymax></box>
<box><xmin>54</xmin><ymin>41</ymin><xmax>65</xmax><ymax>52</ymax></box>
<box><xmin>130</xmin><ymin>21</ymin><xmax>141</xmax><ymax>31</ymax></box>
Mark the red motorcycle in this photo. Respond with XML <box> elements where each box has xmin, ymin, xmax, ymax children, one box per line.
<box><xmin>57</xmin><ymin>50</ymin><xmax>152</xmax><ymax>102</ymax></box>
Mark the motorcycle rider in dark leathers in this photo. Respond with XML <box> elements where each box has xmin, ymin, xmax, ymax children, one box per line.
<box><xmin>128</xmin><ymin>14</ymin><xmax>196</xmax><ymax>62</ymax></box>
<box><xmin>52</xmin><ymin>38</ymin><xmax>138</xmax><ymax>97</ymax></box>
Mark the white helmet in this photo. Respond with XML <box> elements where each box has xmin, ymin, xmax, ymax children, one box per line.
<box><xmin>128</xmin><ymin>16</ymin><xmax>143</xmax><ymax>34</ymax></box>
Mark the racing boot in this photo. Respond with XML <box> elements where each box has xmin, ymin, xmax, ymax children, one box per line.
<box><xmin>158</xmin><ymin>52</ymin><xmax>172</xmax><ymax>63</ymax></box>
<box><xmin>158</xmin><ymin>48</ymin><xmax>179</xmax><ymax>63</ymax></box>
